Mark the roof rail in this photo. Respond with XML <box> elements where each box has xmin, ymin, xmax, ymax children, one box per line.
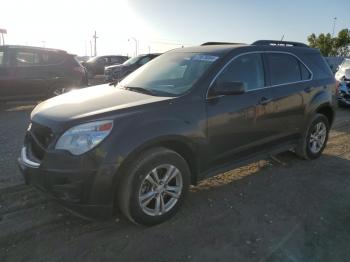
<box><xmin>252</xmin><ymin>40</ymin><xmax>309</xmax><ymax>48</ymax></box>
<box><xmin>201</xmin><ymin>42</ymin><xmax>243</xmax><ymax>46</ymax></box>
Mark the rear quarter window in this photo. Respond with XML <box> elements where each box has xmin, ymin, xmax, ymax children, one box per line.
<box><xmin>302</xmin><ymin>53</ymin><xmax>333</xmax><ymax>80</ymax></box>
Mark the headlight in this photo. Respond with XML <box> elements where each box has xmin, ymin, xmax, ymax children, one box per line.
<box><xmin>55</xmin><ymin>120</ymin><xmax>113</xmax><ymax>155</ymax></box>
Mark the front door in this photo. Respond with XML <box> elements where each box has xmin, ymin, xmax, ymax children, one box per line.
<box><xmin>206</xmin><ymin>53</ymin><xmax>274</xmax><ymax>166</ymax></box>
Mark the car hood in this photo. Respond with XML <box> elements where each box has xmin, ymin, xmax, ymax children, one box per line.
<box><xmin>31</xmin><ymin>84</ymin><xmax>173</xmax><ymax>127</ymax></box>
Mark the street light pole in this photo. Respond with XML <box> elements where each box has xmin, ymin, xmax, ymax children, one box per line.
<box><xmin>93</xmin><ymin>31</ymin><xmax>98</xmax><ymax>56</ymax></box>
<box><xmin>128</xmin><ymin>37</ymin><xmax>138</xmax><ymax>56</ymax></box>
<box><xmin>0</xmin><ymin>28</ymin><xmax>7</xmax><ymax>45</ymax></box>
<box><xmin>332</xmin><ymin>17</ymin><xmax>337</xmax><ymax>37</ymax></box>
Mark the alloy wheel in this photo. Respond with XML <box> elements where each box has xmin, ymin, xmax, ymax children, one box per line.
<box><xmin>309</xmin><ymin>122</ymin><xmax>327</xmax><ymax>154</ymax></box>
<box><xmin>138</xmin><ymin>164</ymin><xmax>183</xmax><ymax>216</ymax></box>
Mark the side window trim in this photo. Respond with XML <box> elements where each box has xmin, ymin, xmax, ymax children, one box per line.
<box><xmin>206</xmin><ymin>51</ymin><xmax>313</xmax><ymax>99</ymax></box>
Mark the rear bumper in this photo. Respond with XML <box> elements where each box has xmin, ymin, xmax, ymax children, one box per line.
<box><xmin>18</xmin><ymin>146</ymin><xmax>115</xmax><ymax>219</ymax></box>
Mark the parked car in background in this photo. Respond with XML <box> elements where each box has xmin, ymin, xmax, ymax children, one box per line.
<box><xmin>19</xmin><ymin>40</ymin><xmax>336</xmax><ymax>226</ymax></box>
<box><xmin>104</xmin><ymin>53</ymin><xmax>160</xmax><ymax>82</ymax></box>
<box><xmin>82</xmin><ymin>55</ymin><xmax>129</xmax><ymax>77</ymax></box>
<box><xmin>0</xmin><ymin>45</ymin><xmax>88</xmax><ymax>101</ymax></box>
<box><xmin>76</xmin><ymin>56</ymin><xmax>91</xmax><ymax>64</ymax></box>
<box><xmin>335</xmin><ymin>58</ymin><xmax>350</xmax><ymax>81</ymax></box>
<box><xmin>337</xmin><ymin>67</ymin><xmax>350</xmax><ymax>106</ymax></box>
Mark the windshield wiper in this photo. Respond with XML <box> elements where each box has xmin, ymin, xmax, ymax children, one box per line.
<box><xmin>121</xmin><ymin>86</ymin><xmax>157</xmax><ymax>96</ymax></box>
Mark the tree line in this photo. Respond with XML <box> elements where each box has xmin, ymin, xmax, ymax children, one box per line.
<box><xmin>307</xmin><ymin>29</ymin><xmax>350</xmax><ymax>57</ymax></box>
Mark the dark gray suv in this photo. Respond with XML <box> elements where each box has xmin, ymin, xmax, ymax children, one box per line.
<box><xmin>0</xmin><ymin>45</ymin><xmax>87</xmax><ymax>101</ymax></box>
<box><xmin>18</xmin><ymin>40</ymin><xmax>336</xmax><ymax>225</ymax></box>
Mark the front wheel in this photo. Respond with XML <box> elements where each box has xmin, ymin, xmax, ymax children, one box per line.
<box><xmin>295</xmin><ymin>114</ymin><xmax>330</xmax><ymax>160</ymax></box>
<box><xmin>117</xmin><ymin>147</ymin><xmax>190</xmax><ymax>226</ymax></box>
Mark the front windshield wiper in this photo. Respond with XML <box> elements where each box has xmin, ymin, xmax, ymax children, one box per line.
<box><xmin>121</xmin><ymin>86</ymin><xmax>158</xmax><ymax>96</ymax></box>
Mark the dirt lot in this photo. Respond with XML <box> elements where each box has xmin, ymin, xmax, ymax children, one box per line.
<box><xmin>0</xmin><ymin>102</ymin><xmax>350</xmax><ymax>262</ymax></box>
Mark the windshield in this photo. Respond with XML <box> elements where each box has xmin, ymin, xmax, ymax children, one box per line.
<box><xmin>119</xmin><ymin>52</ymin><xmax>219</xmax><ymax>96</ymax></box>
<box><xmin>123</xmin><ymin>56</ymin><xmax>142</xmax><ymax>66</ymax></box>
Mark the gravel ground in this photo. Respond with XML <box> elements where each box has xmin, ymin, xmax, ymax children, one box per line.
<box><xmin>0</xmin><ymin>101</ymin><xmax>350</xmax><ymax>262</ymax></box>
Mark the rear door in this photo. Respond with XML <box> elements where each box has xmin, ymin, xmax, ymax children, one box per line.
<box><xmin>265</xmin><ymin>52</ymin><xmax>312</xmax><ymax>141</ymax></box>
<box><xmin>206</xmin><ymin>53</ymin><xmax>274</xmax><ymax>166</ymax></box>
<box><xmin>11</xmin><ymin>48</ymin><xmax>48</xmax><ymax>99</ymax></box>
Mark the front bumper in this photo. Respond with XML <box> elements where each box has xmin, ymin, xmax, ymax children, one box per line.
<box><xmin>18</xmin><ymin>146</ymin><xmax>115</xmax><ymax>219</ymax></box>
<box><xmin>338</xmin><ymin>82</ymin><xmax>350</xmax><ymax>105</ymax></box>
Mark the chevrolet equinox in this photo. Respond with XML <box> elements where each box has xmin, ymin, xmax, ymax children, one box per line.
<box><xmin>18</xmin><ymin>40</ymin><xmax>337</xmax><ymax>225</ymax></box>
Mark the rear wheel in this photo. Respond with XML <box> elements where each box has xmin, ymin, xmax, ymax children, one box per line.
<box><xmin>117</xmin><ymin>147</ymin><xmax>190</xmax><ymax>226</ymax></box>
<box><xmin>295</xmin><ymin>114</ymin><xmax>330</xmax><ymax>160</ymax></box>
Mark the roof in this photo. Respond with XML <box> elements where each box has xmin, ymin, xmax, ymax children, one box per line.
<box><xmin>1</xmin><ymin>45</ymin><xmax>67</xmax><ymax>53</ymax></box>
<box><xmin>170</xmin><ymin>44</ymin><xmax>248</xmax><ymax>56</ymax></box>
<box><xmin>169</xmin><ymin>40</ymin><xmax>318</xmax><ymax>56</ymax></box>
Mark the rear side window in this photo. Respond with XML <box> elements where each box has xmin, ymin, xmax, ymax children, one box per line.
<box><xmin>42</xmin><ymin>51</ymin><xmax>65</xmax><ymax>64</ymax></box>
<box><xmin>16</xmin><ymin>51</ymin><xmax>40</xmax><ymax>66</ymax></box>
<box><xmin>110</xmin><ymin>57</ymin><xmax>124</xmax><ymax>63</ymax></box>
<box><xmin>267</xmin><ymin>53</ymin><xmax>303</xmax><ymax>85</ymax></box>
<box><xmin>216</xmin><ymin>53</ymin><xmax>265</xmax><ymax>91</ymax></box>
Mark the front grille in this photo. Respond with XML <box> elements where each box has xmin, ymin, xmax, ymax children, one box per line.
<box><xmin>27</xmin><ymin>122</ymin><xmax>55</xmax><ymax>160</ymax></box>
<box><xmin>31</xmin><ymin>123</ymin><xmax>54</xmax><ymax>148</ymax></box>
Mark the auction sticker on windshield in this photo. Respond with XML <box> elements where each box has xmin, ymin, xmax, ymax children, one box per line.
<box><xmin>192</xmin><ymin>55</ymin><xmax>219</xmax><ymax>62</ymax></box>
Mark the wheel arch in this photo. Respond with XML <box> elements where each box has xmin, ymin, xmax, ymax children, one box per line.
<box><xmin>315</xmin><ymin>104</ymin><xmax>335</xmax><ymax>126</ymax></box>
<box><xmin>112</xmin><ymin>136</ymin><xmax>200</xmax><ymax>209</ymax></box>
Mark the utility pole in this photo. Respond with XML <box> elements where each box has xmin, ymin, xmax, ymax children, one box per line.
<box><xmin>148</xmin><ymin>46</ymin><xmax>151</xmax><ymax>54</ymax></box>
<box><xmin>0</xmin><ymin>28</ymin><xmax>7</xmax><ymax>45</ymax></box>
<box><xmin>332</xmin><ymin>17</ymin><xmax>337</xmax><ymax>37</ymax></box>
<box><xmin>93</xmin><ymin>31</ymin><xmax>98</xmax><ymax>56</ymax></box>
<box><xmin>128</xmin><ymin>37</ymin><xmax>138</xmax><ymax>56</ymax></box>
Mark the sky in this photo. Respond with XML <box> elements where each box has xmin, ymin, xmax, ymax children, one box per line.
<box><xmin>1</xmin><ymin>0</ymin><xmax>349</xmax><ymax>56</ymax></box>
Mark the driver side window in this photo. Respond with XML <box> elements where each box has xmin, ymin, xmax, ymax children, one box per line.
<box><xmin>216</xmin><ymin>53</ymin><xmax>265</xmax><ymax>91</ymax></box>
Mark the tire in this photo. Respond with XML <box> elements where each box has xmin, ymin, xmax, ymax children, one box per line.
<box><xmin>47</xmin><ymin>82</ymin><xmax>68</xmax><ymax>98</ymax></box>
<box><xmin>295</xmin><ymin>113</ymin><xmax>330</xmax><ymax>160</ymax></box>
<box><xmin>117</xmin><ymin>147</ymin><xmax>190</xmax><ymax>226</ymax></box>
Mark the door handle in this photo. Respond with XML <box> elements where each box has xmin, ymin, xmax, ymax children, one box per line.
<box><xmin>259</xmin><ymin>97</ymin><xmax>272</xmax><ymax>105</ymax></box>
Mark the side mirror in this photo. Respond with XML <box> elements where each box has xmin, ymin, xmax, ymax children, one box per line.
<box><xmin>345</xmin><ymin>68</ymin><xmax>350</xmax><ymax>80</ymax></box>
<box><xmin>211</xmin><ymin>81</ymin><xmax>246</xmax><ymax>96</ymax></box>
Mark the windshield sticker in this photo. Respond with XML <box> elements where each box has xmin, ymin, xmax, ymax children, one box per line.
<box><xmin>192</xmin><ymin>55</ymin><xmax>219</xmax><ymax>62</ymax></box>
